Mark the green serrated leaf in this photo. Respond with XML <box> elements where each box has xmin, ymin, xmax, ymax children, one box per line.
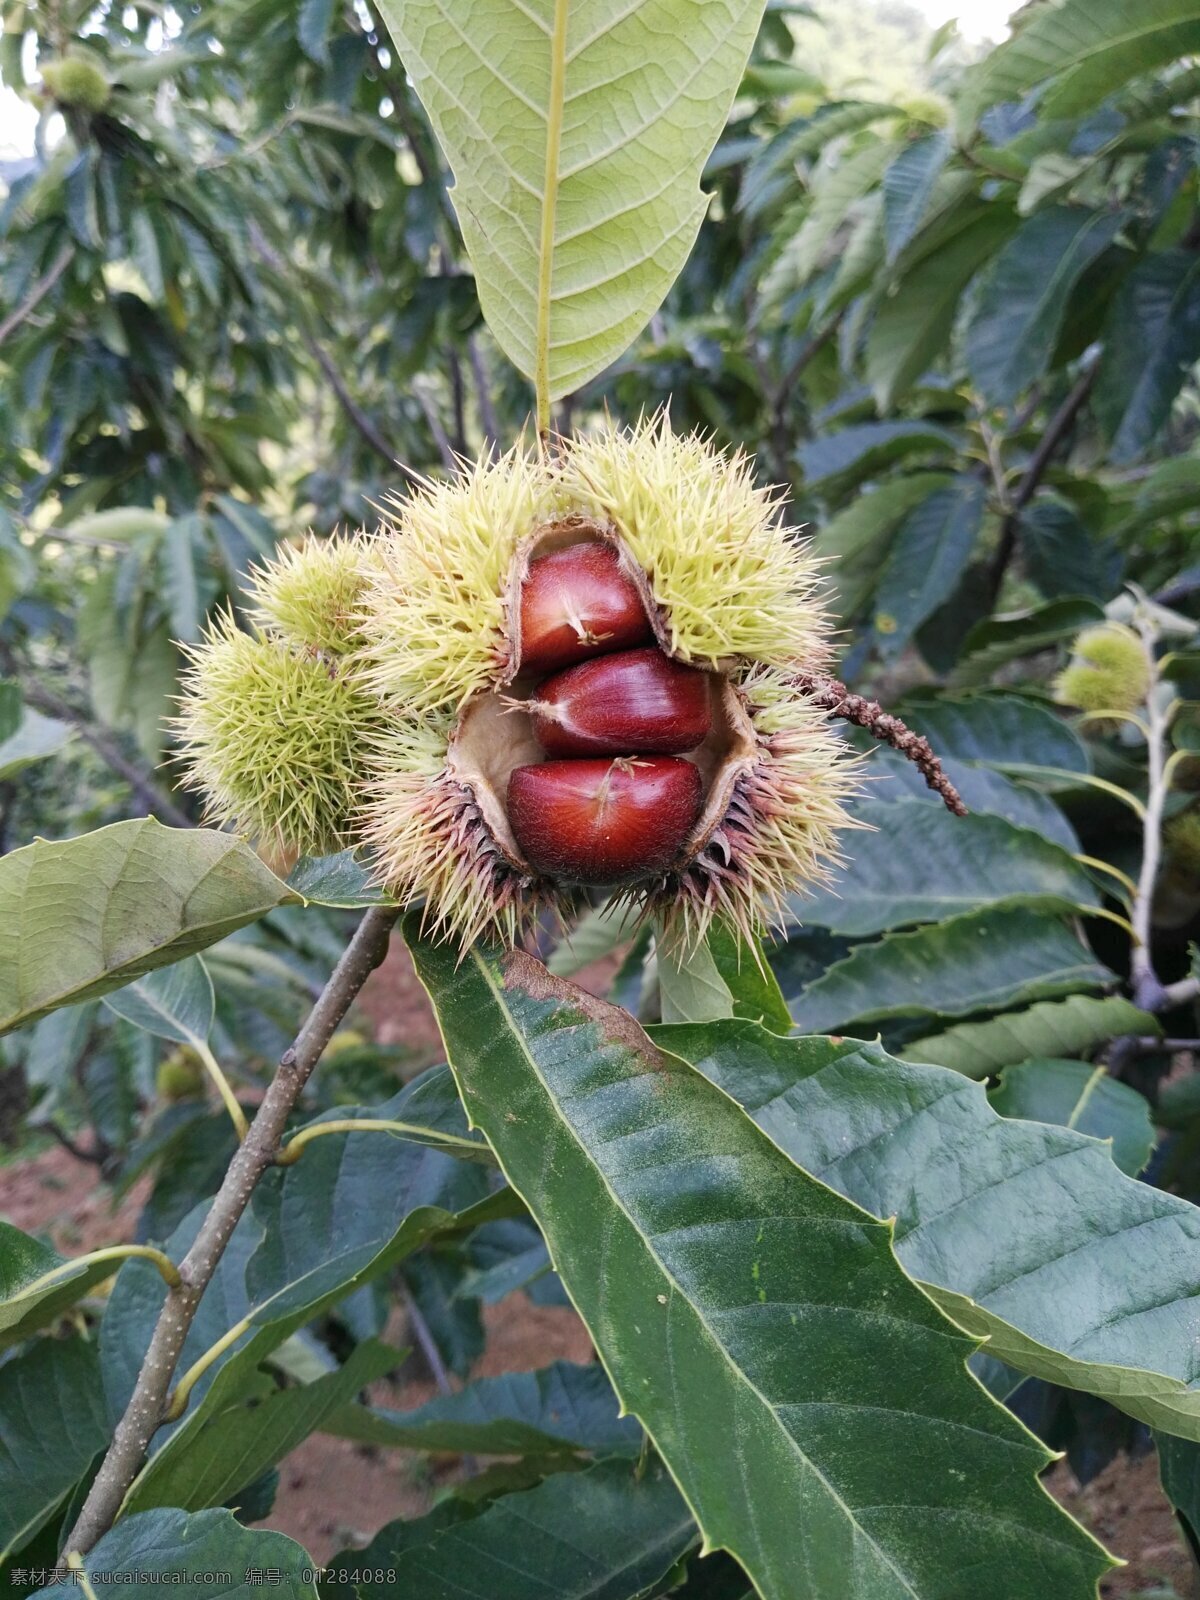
<box><xmin>989</xmin><ymin>1058</ymin><xmax>1155</xmax><ymax>1177</ymax></box>
<box><xmin>1094</xmin><ymin>249</ymin><xmax>1200</xmax><ymax>462</ymax></box>
<box><xmin>959</xmin><ymin>0</ymin><xmax>1200</xmax><ymax>126</ymax></box>
<box><xmin>125</xmin><ymin>1339</ymin><xmax>400</xmax><ymax>1513</ymax></box>
<box><xmin>965</xmin><ymin>207</ymin><xmax>1127</xmax><ymax>407</ymax></box>
<box><xmin>897</xmin><ymin>693</ymin><xmax>1090</xmax><ymax>774</ymax></box>
<box><xmin>872</xmin><ymin>478</ymin><xmax>988</xmax><ymax>656</ymax></box>
<box><xmin>0</xmin><ymin>1223</ymin><xmax>122</xmax><ymax>1351</ymax></box>
<box><xmin>881</xmin><ymin>129</ymin><xmax>950</xmax><ymax>261</ymax></box>
<box><xmin>407</xmin><ymin>930</ymin><xmax>1112</xmax><ymax>1600</ymax></box>
<box><xmin>102</xmin><ymin>956</ymin><xmax>214</xmax><ymax>1047</ymax></box>
<box><xmin>37</xmin><ymin>1508</ymin><xmax>317</xmax><ymax>1597</ymax></box>
<box><xmin>0</xmin><ymin>1337</ymin><xmax>110</xmax><ymax>1558</ymax></box>
<box><xmin>788</xmin><ymin>907</ymin><xmax>1113</xmax><ymax>1034</ymax></box>
<box><xmin>376</xmin><ymin>0</ymin><xmax>767</xmax><ymax>418</ymax></box>
<box><xmin>659</xmin><ymin>1023</ymin><xmax>1200</xmax><ymax>1440</ymax></box>
<box><xmin>0</xmin><ymin>821</ymin><xmax>297</xmax><ymax>1035</ymax></box>
<box><xmin>325</xmin><ymin>1458</ymin><xmax>694</xmax><ymax>1600</ymax></box>
<box><xmin>324</xmin><ymin>1359</ymin><xmax>641</xmax><ymax>1458</ymax></box>
<box><xmin>900</xmin><ymin>994</ymin><xmax>1159</xmax><ymax>1077</ymax></box>
<box><xmin>1019</xmin><ymin>502</ymin><xmax>1124</xmax><ymax>603</ymax></box>
<box><xmin>867</xmin><ymin>209</ymin><xmax>1016</xmax><ymax>408</ymax></box>
<box><xmin>789</xmin><ymin>800</ymin><xmax>1099</xmax><ymax>936</ymax></box>
<box><xmin>287</xmin><ymin>850</ymin><xmax>399</xmax><ymax>909</ymax></box>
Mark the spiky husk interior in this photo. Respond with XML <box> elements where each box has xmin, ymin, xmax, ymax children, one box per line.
<box><xmin>561</xmin><ymin>419</ymin><xmax>829</xmax><ymax>671</ymax></box>
<box><xmin>361</xmin><ymin>452</ymin><xmax>563</xmax><ymax>711</ymax></box>
<box><xmin>249</xmin><ymin>533</ymin><xmax>370</xmax><ymax>655</ymax></box>
<box><xmin>359</xmin><ymin>666</ymin><xmax>855</xmax><ymax>950</ymax></box>
<box><xmin>175</xmin><ymin>613</ymin><xmax>379</xmax><ymax>855</ymax></box>
<box><xmin>360</xmin><ymin>416</ymin><xmax>829</xmax><ymax>712</ymax></box>
<box><xmin>359</xmin><ymin>718</ymin><xmax>573</xmax><ymax>947</ymax></box>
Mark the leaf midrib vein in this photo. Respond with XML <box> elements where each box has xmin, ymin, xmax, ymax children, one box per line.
<box><xmin>469</xmin><ymin>952</ymin><xmax>930</xmax><ymax>1600</ymax></box>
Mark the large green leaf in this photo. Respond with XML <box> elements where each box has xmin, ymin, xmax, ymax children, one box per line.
<box><xmin>124</xmin><ymin>1339</ymin><xmax>400</xmax><ymax>1513</ymax></box>
<box><xmin>787</xmin><ymin>800</ymin><xmax>1099</xmax><ymax>936</ymax></box>
<box><xmin>872</xmin><ymin>478</ymin><xmax>988</xmax><ymax>655</ymax></box>
<box><xmin>896</xmin><ymin>694</ymin><xmax>1090</xmax><ymax>774</ymax></box>
<box><xmin>45</xmin><ymin>1508</ymin><xmax>316</xmax><ymax>1596</ymax></box>
<box><xmin>951</xmin><ymin>599</ymin><xmax>1107</xmax><ymax>689</ymax></box>
<box><xmin>867</xmin><ymin>210</ymin><xmax>1015</xmax><ymax>408</ymax></box>
<box><xmin>959</xmin><ymin>0</ymin><xmax>1200</xmax><ymax>125</ymax></box>
<box><xmin>660</xmin><ymin>1024</ymin><xmax>1200</xmax><ymax>1440</ymax></box>
<box><xmin>1094</xmin><ymin>250</ymin><xmax>1200</xmax><ymax>462</ymax></box>
<box><xmin>325</xmin><ymin>1359</ymin><xmax>641</xmax><ymax>1458</ymax></box>
<box><xmin>965</xmin><ymin>207</ymin><xmax>1126</xmax><ymax>407</ymax></box>
<box><xmin>862</xmin><ymin>747</ymin><xmax>1079</xmax><ymax>850</ymax></box>
<box><xmin>103</xmin><ymin>1087</ymin><xmax>500</xmax><ymax>1507</ymax></box>
<box><xmin>325</xmin><ymin>1459</ymin><xmax>696</xmax><ymax>1600</ymax></box>
<box><xmin>0</xmin><ymin>1222</ymin><xmax>128</xmax><ymax>1351</ymax></box>
<box><xmin>795</xmin><ymin>419</ymin><xmax>958</xmax><ymax>491</ymax></box>
<box><xmin>0</xmin><ymin>705</ymin><xmax>74</xmax><ymax>781</ymax></box>
<box><xmin>408</xmin><ymin>931</ymin><xmax>1111</xmax><ymax>1600</ymax></box>
<box><xmin>810</xmin><ymin>472</ymin><xmax>953</xmax><ymax>618</ymax></box>
<box><xmin>375</xmin><ymin>0</ymin><xmax>766</xmax><ymax>412</ymax></box>
<box><xmin>881</xmin><ymin>130</ymin><xmax>950</xmax><ymax>262</ymax></box>
<box><xmin>787</xmin><ymin>907</ymin><xmax>1112</xmax><ymax>1034</ymax></box>
<box><xmin>899</xmin><ymin>994</ymin><xmax>1158</xmax><ymax>1077</ymax></box>
<box><xmin>1019</xmin><ymin>502</ymin><xmax>1124</xmax><ymax>603</ymax></box>
<box><xmin>102</xmin><ymin>955</ymin><xmax>214</xmax><ymax>1047</ymax></box>
<box><xmin>0</xmin><ymin>820</ymin><xmax>297</xmax><ymax>1035</ymax></box>
<box><xmin>0</xmin><ymin>1338</ymin><xmax>110</xmax><ymax>1559</ymax></box>
<box><xmin>989</xmin><ymin>1059</ymin><xmax>1155</xmax><ymax>1178</ymax></box>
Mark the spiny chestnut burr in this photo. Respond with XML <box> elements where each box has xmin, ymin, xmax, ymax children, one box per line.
<box><xmin>518</xmin><ymin>542</ymin><xmax>652</xmax><ymax>675</ymax></box>
<box><xmin>527</xmin><ymin>646</ymin><xmax>713</xmax><ymax>758</ymax></box>
<box><xmin>508</xmin><ymin>756</ymin><xmax>703</xmax><ymax>885</ymax></box>
<box><xmin>183</xmin><ymin>419</ymin><xmax>887</xmax><ymax>949</ymax></box>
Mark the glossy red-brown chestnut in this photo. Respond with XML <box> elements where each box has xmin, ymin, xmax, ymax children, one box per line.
<box><xmin>507</xmin><ymin>756</ymin><xmax>702</xmax><ymax>885</ymax></box>
<box><xmin>518</xmin><ymin>543</ymin><xmax>652</xmax><ymax>675</ymax></box>
<box><xmin>528</xmin><ymin>647</ymin><xmax>712</xmax><ymax>758</ymax></box>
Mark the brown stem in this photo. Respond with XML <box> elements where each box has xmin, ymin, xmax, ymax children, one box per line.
<box><xmin>987</xmin><ymin>364</ymin><xmax>1098</xmax><ymax>602</ymax></box>
<box><xmin>0</xmin><ymin>243</ymin><xmax>75</xmax><ymax>347</ymax></box>
<box><xmin>797</xmin><ymin>672</ymin><xmax>968</xmax><ymax>817</ymax></box>
<box><xmin>59</xmin><ymin>905</ymin><xmax>400</xmax><ymax>1562</ymax></box>
<box><xmin>19</xmin><ymin>676</ymin><xmax>193</xmax><ymax>829</ymax></box>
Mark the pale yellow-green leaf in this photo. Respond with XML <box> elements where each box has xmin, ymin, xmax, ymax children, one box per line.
<box><xmin>375</xmin><ymin>0</ymin><xmax>767</xmax><ymax>422</ymax></box>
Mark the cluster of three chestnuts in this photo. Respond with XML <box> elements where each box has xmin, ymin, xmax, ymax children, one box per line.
<box><xmin>508</xmin><ymin>543</ymin><xmax>713</xmax><ymax>887</ymax></box>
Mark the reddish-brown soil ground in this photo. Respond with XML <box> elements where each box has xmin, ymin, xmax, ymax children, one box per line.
<box><xmin>2</xmin><ymin>944</ymin><xmax>1196</xmax><ymax>1592</ymax></box>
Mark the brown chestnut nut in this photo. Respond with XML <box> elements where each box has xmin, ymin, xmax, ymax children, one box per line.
<box><xmin>527</xmin><ymin>647</ymin><xmax>712</xmax><ymax>758</ymax></box>
<box><xmin>507</xmin><ymin>756</ymin><xmax>702</xmax><ymax>884</ymax></box>
<box><xmin>518</xmin><ymin>543</ymin><xmax>651</xmax><ymax>674</ymax></box>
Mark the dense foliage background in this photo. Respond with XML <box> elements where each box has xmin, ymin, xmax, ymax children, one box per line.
<box><xmin>2</xmin><ymin>0</ymin><xmax>1200</xmax><ymax>1592</ymax></box>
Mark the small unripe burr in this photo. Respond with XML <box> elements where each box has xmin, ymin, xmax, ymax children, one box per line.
<box><xmin>518</xmin><ymin>543</ymin><xmax>652</xmax><ymax>674</ymax></box>
<box><xmin>528</xmin><ymin>646</ymin><xmax>712</xmax><ymax>757</ymax></box>
<box><xmin>508</xmin><ymin>756</ymin><xmax>702</xmax><ymax>885</ymax></box>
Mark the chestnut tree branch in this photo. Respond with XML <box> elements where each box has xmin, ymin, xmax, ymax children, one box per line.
<box><xmin>1130</xmin><ymin>625</ymin><xmax>1173</xmax><ymax>1010</ymax></box>
<box><xmin>987</xmin><ymin>363</ymin><xmax>1098</xmax><ymax>602</ymax></box>
<box><xmin>0</xmin><ymin>242</ymin><xmax>75</xmax><ymax>347</ymax></box>
<box><xmin>59</xmin><ymin>904</ymin><xmax>401</xmax><ymax>1562</ymax></box>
